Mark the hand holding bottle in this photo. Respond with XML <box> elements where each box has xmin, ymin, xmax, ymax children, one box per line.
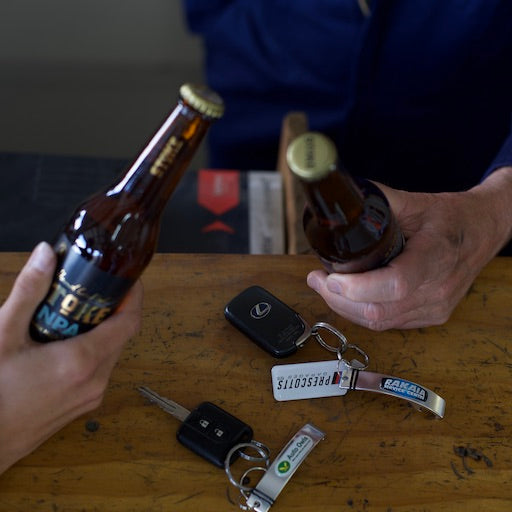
<box><xmin>0</xmin><ymin>242</ymin><xmax>142</xmax><ymax>474</ymax></box>
<box><xmin>287</xmin><ymin>132</ymin><xmax>403</xmax><ymax>274</ymax></box>
<box><xmin>307</xmin><ymin>166</ymin><xmax>512</xmax><ymax>330</ymax></box>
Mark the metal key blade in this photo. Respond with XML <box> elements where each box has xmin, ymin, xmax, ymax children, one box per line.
<box><xmin>138</xmin><ymin>386</ymin><xmax>190</xmax><ymax>422</ymax></box>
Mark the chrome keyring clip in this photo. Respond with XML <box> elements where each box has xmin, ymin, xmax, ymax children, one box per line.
<box><xmin>338</xmin><ymin>343</ymin><xmax>370</xmax><ymax>371</ymax></box>
<box><xmin>311</xmin><ymin>322</ymin><xmax>348</xmax><ymax>355</ymax></box>
<box><xmin>311</xmin><ymin>322</ymin><xmax>369</xmax><ymax>370</ymax></box>
<box><xmin>237</xmin><ymin>467</ymin><xmax>268</xmax><ymax>510</ymax></box>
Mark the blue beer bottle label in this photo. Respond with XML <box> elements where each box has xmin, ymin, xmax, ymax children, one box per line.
<box><xmin>31</xmin><ymin>236</ymin><xmax>133</xmax><ymax>342</ymax></box>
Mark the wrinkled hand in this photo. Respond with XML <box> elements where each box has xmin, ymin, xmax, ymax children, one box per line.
<box><xmin>307</xmin><ymin>167</ymin><xmax>512</xmax><ymax>330</ymax></box>
<box><xmin>0</xmin><ymin>242</ymin><xmax>143</xmax><ymax>474</ymax></box>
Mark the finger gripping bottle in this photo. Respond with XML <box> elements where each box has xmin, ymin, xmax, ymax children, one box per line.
<box><xmin>30</xmin><ymin>83</ymin><xmax>224</xmax><ymax>342</ymax></box>
<box><xmin>286</xmin><ymin>132</ymin><xmax>404</xmax><ymax>274</ymax></box>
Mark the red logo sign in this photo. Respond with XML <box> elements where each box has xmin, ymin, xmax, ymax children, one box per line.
<box><xmin>198</xmin><ymin>170</ymin><xmax>240</xmax><ymax>233</ymax></box>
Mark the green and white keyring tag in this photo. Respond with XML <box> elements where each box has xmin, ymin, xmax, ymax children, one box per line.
<box><xmin>225</xmin><ymin>423</ymin><xmax>325</xmax><ymax>511</ymax></box>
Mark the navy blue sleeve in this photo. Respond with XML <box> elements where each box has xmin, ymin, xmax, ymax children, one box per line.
<box><xmin>483</xmin><ymin>129</ymin><xmax>512</xmax><ymax>179</ymax></box>
<box><xmin>484</xmin><ymin>128</ymin><xmax>512</xmax><ymax>255</ymax></box>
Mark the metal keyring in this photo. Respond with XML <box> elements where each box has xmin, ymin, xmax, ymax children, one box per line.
<box><xmin>338</xmin><ymin>343</ymin><xmax>370</xmax><ymax>370</ymax></box>
<box><xmin>311</xmin><ymin>322</ymin><xmax>348</xmax><ymax>355</ymax></box>
<box><xmin>237</xmin><ymin>466</ymin><xmax>268</xmax><ymax>510</ymax></box>
<box><xmin>225</xmin><ymin>441</ymin><xmax>271</xmax><ymax>493</ymax></box>
<box><xmin>237</xmin><ymin>440</ymin><xmax>270</xmax><ymax>463</ymax></box>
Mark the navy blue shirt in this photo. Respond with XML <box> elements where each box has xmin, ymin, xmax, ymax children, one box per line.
<box><xmin>184</xmin><ymin>0</ymin><xmax>512</xmax><ymax>193</ymax></box>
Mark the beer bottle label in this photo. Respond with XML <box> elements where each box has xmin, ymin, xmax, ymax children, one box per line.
<box><xmin>30</xmin><ymin>236</ymin><xmax>133</xmax><ymax>342</ymax></box>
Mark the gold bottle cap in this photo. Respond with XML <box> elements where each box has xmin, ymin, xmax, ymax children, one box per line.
<box><xmin>286</xmin><ymin>132</ymin><xmax>338</xmax><ymax>181</ymax></box>
<box><xmin>179</xmin><ymin>83</ymin><xmax>225</xmax><ymax>119</ymax></box>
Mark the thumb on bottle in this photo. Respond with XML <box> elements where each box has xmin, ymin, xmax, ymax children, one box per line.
<box><xmin>0</xmin><ymin>242</ymin><xmax>56</xmax><ymax>340</ymax></box>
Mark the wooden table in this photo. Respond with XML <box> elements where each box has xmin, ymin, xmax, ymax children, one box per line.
<box><xmin>1</xmin><ymin>253</ymin><xmax>511</xmax><ymax>511</ymax></box>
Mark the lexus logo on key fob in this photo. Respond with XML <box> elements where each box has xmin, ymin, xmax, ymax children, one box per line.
<box><xmin>250</xmin><ymin>302</ymin><xmax>272</xmax><ymax>319</ymax></box>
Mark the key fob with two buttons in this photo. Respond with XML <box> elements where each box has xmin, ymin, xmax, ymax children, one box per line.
<box><xmin>138</xmin><ymin>386</ymin><xmax>253</xmax><ymax>468</ymax></box>
<box><xmin>177</xmin><ymin>401</ymin><xmax>253</xmax><ymax>467</ymax></box>
<box><xmin>224</xmin><ymin>285</ymin><xmax>310</xmax><ymax>358</ymax></box>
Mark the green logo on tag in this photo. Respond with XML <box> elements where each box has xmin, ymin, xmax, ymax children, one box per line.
<box><xmin>277</xmin><ymin>460</ymin><xmax>291</xmax><ymax>474</ymax></box>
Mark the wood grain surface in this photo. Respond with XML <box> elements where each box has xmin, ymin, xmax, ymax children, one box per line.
<box><xmin>1</xmin><ymin>253</ymin><xmax>511</xmax><ymax>511</ymax></box>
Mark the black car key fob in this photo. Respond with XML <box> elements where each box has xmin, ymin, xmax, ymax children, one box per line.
<box><xmin>138</xmin><ymin>386</ymin><xmax>254</xmax><ymax>469</ymax></box>
<box><xmin>177</xmin><ymin>402</ymin><xmax>254</xmax><ymax>468</ymax></box>
<box><xmin>224</xmin><ymin>285</ymin><xmax>310</xmax><ymax>358</ymax></box>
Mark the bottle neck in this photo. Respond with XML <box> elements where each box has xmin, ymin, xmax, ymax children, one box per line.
<box><xmin>303</xmin><ymin>168</ymin><xmax>364</xmax><ymax>226</ymax></box>
<box><xmin>108</xmin><ymin>101</ymin><xmax>210</xmax><ymax>215</ymax></box>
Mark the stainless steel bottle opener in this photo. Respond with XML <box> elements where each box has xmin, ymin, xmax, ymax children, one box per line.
<box><xmin>336</xmin><ymin>360</ymin><xmax>446</xmax><ymax>418</ymax></box>
<box><xmin>271</xmin><ymin>322</ymin><xmax>446</xmax><ymax>418</ymax></box>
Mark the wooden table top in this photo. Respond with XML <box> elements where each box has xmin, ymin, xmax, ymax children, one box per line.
<box><xmin>1</xmin><ymin>253</ymin><xmax>511</xmax><ymax>511</ymax></box>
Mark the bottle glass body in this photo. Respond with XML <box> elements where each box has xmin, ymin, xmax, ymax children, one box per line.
<box><xmin>30</xmin><ymin>86</ymin><xmax>223</xmax><ymax>342</ymax></box>
<box><xmin>302</xmin><ymin>170</ymin><xmax>403</xmax><ymax>273</ymax></box>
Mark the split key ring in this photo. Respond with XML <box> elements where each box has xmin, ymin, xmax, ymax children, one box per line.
<box><xmin>311</xmin><ymin>322</ymin><xmax>348</xmax><ymax>355</ymax></box>
<box><xmin>311</xmin><ymin>322</ymin><xmax>369</xmax><ymax>370</ymax></box>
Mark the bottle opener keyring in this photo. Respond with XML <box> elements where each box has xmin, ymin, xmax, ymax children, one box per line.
<box><xmin>336</xmin><ymin>361</ymin><xmax>446</xmax><ymax>418</ymax></box>
<box><xmin>273</xmin><ymin>322</ymin><xmax>446</xmax><ymax>419</ymax></box>
<box><xmin>225</xmin><ymin>424</ymin><xmax>326</xmax><ymax>511</ymax></box>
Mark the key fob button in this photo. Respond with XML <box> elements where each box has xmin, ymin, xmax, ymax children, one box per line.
<box><xmin>212</xmin><ymin>424</ymin><xmax>228</xmax><ymax>439</ymax></box>
<box><xmin>188</xmin><ymin>411</ymin><xmax>215</xmax><ymax>433</ymax></box>
<box><xmin>197</xmin><ymin>418</ymin><xmax>211</xmax><ymax>430</ymax></box>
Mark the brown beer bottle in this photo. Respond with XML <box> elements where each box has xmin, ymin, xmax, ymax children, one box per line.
<box><xmin>30</xmin><ymin>83</ymin><xmax>224</xmax><ymax>342</ymax></box>
<box><xmin>286</xmin><ymin>132</ymin><xmax>404</xmax><ymax>273</ymax></box>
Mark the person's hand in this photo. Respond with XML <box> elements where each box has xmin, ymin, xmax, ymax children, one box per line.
<box><xmin>307</xmin><ymin>167</ymin><xmax>512</xmax><ymax>330</ymax></box>
<box><xmin>0</xmin><ymin>242</ymin><xmax>143</xmax><ymax>474</ymax></box>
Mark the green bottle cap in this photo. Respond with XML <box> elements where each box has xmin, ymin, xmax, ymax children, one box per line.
<box><xmin>180</xmin><ymin>83</ymin><xmax>225</xmax><ymax>119</ymax></box>
<box><xmin>286</xmin><ymin>132</ymin><xmax>338</xmax><ymax>181</ymax></box>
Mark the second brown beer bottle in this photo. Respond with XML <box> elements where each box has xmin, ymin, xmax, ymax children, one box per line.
<box><xmin>286</xmin><ymin>132</ymin><xmax>404</xmax><ymax>274</ymax></box>
<box><xmin>30</xmin><ymin>83</ymin><xmax>224</xmax><ymax>342</ymax></box>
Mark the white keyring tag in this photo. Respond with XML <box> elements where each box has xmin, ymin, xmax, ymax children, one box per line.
<box><xmin>271</xmin><ymin>360</ymin><xmax>349</xmax><ymax>401</ymax></box>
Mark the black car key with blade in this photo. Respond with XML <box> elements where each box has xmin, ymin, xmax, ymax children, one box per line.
<box><xmin>138</xmin><ymin>386</ymin><xmax>254</xmax><ymax>468</ymax></box>
<box><xmin>224</xmin><ymin>285</ymin><xmax>310</xmax><ymax>358</ymax></box>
